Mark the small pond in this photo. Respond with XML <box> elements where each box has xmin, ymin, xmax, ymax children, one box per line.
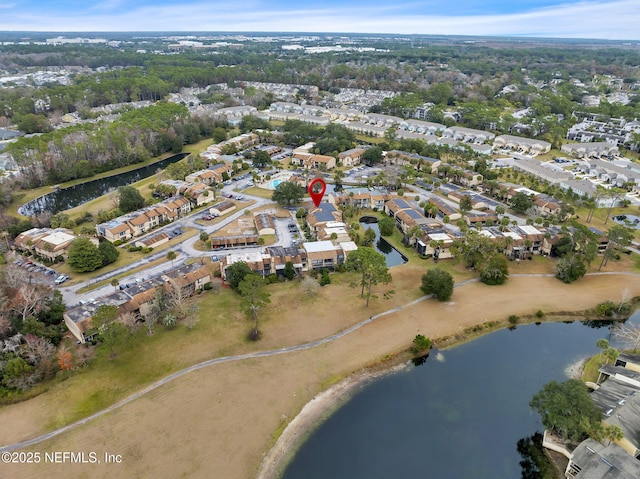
<box><xmin>360</xmin><ymin>217</ymin><xmax>408</xmax><ymax>267</ymax></box>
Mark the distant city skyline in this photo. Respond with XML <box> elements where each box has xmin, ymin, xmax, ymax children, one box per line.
<box><xmin>0</xmin><ymin>0</ymin><xmax>639</xmax><ymax>41</ymax></box>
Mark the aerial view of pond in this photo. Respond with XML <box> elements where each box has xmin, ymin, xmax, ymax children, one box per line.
<box><xmin>359</xmin><ymin>218</ymin><xmax>407</xmax><ymax>267</ymax></box>
<box><xmin>282</xmin><ymin>312</ymin><xmax>639</xmax><ymax>479</ymax></box>
<box><xmin>19</xmin><ymin>152</ymin><xmax>189</xmax><ymax>216</ymax></box>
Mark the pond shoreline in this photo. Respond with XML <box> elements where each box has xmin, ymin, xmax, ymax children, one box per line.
<box><xmin>255</xmin><ymin>307</ymin><xmax>632</xmax><ymax>479</ymax></box>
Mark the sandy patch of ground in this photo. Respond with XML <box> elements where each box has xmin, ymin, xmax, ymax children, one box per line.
<box><xmin>0</xmin><ymin>273</ymin><xmax>637</xmax><ymax>479</ymax></box>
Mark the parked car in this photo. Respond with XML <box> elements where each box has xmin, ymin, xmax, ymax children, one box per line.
<box><xmin>54</xmin><ymin>275</ymin><xmax>69</xmax><ymax>285</ymax></box>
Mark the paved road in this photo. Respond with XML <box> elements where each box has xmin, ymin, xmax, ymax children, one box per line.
<box><xmin>61</xmin><ymin>185</ymin><xmax>301</xmax><ymax>306</ymax></box>
<box><xmin>4</xmin><ymin>271</ymin><xmax>639</xmax><ymax>453</ymax></box>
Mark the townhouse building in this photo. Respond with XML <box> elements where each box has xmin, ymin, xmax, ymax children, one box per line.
<box><xmin>338</xmin><ymin>147</ymin><xmax>366</xmax><ymax>167</ymax></box>
<box><xmin>493</xmin><ymin>134</ymin><xmax>551</xmax><ymax>155</ymax></box>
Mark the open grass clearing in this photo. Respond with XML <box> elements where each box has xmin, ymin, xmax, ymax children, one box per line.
<box><xmin>3</xmin><ymin>272</ymin><xmax>637</xmax><ymax>479</ymax></box>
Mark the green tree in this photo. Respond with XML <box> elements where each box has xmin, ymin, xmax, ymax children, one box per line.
<box><xmin>361</xmin><ymin>227</ymin><xmax>377</xmax><ymax>247</ymax></box>
<box><xmin>238</xmin><ymin>274</ymin><xmax>271</xmax><ymax>340</ymax></box>
<box><xmin>110</xmin><ymin>278</ymin><xmax>120</xmax><ymax>291</ymax></box>
<box><xmin>529</xmin><ymin>379</ymin><xmax>602</xmax><ymax>443</ymax></box>
<box><xmin>598</xmin><ymin>224</ymin><xmax>634</xmax><ymax>271</ymax></box>
<box><xmin>333</xmin><ymin>169</ymin><xmax>345</xmax><ymax>191</ymax></box>
<box><xmin>459</xmin><ymin>194</ymin><xmax>473</xmax><ymax>215</ymax></box>
<box><xmin>480</xmin><ymin>254</ymin><xmax>509</xmax><ymax>285</ymax></box>
<box><xmin>199</xmin><ymin>231</ymin><xmax>209</xmax><ymax>243</ymax></box>
<box><xmin>94</xmin><ymin>305</ymin><xmax>128</xmax><ymax>359</ymax></box>
<box><xmin>118</xmin><ymin>185</ymin><xmax>145</xmax><ymax>213</ymax></box>
<box><xmin>2</xmin><ymin>357</ymin><xmax>36</xmax><ymax>391</ymax></box>
<box><xmin>252</xmin><ymin>150</ymin><xmax>272</xmax><ymax>168</ymax></box>
<box><xmin>344</xmin><ymin>247</ymin><xmax>392</xmax><ymax>307</ymax></box>
<box><xmin>284</xmin><ymin>261</ymin><xmax>296</xmax><ymax>280</ymax></box>
<box><xmin>212</xmin><ymin>127</ymin><xmax>227</xmax><ymax>143</ymax></box>
<box><xmin>362</xmin><ymin>146</ymin><xmax>383</xmax><ymax>165</ymax></box>
<box><xmin>225</xmin><ymin>261</ymin><xmax>253</xmax><ymax>292</ymax></box>
<box><xmin>166</xmin><ymin>250</ymin><xmax>177</xmax><ymax>268</ymax></box>
<box><xmin>452</xmin><ymin>230</ymin><xmax>497</xmax><ymax>270</ymax></box>
<box><xmin>511</xmin><ymin>191</ymin><xmax>533</xmax><ymax>215</ymax></box>
<box><xmin>16</xmin><ymin>113</ymin><xmax>51</xmax><ymax>134</ymax></box>
<box><xmin>555</xmin><ymin>253</ymin><xmax>587</xmax><ymax>283</ymax></box>
<box><xmin>98</xmin><ymin>240</ymin><xmax>120</xmax><ymax>266</ymax></box>
<box><xmin>68</xmin><ymin>238</ymin><xmax>103</xmax><ymax>272</ymax></box>
<box><xmin>420</xmin><ymin>268</ymin><xmax>454</xmax><ymax>301</ymax></box>
<box><xmin>271</xmin><ymin>181</ymin><xmax>306</xmax><ymax>206</ymax></box>
<box><xmin>378</xmin><ymin>216</ymin><xmax>395</xmax><ymax>236</ymax></box>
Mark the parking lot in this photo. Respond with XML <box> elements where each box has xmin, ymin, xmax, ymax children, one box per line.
<box><xmin>12</xmin><ymin>257</ymin><xmax>66</xmax><ymax>285</ymax></box>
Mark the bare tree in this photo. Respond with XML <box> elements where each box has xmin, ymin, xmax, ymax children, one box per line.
<box><xmin>300</xmin><ymin>276</ymin><xmax>320</xmax><ymax>297</ymax></box>
<box><xmin>11</xmin><ymin>284</ymin><xmax>49</xmax><ymax>322</ymax></box>
<box><xmin>21</xmin><ymin>334</ymin><xmax>57</xmax><ymax>379</ymax></box>
<box><xmin>182</xmin><ymin>303</ymin><xmax>200</xmax><ymax>330</ymax></box>
<box><xmin>3</xmin><ymin>264</ymin><xmax>29</xmax><ymax>290</ymax></box>
<box><xmin>118</xmin><ymin>311</ymin><xmax>140</xmax><ymax>333</ymax></box>
<box><xmin>612</xmin><ymin>323</ymin><xmax>640</xmax><ymax>352</ymax></box>
<box><xmin>165</xmin><ymin>281</ymin><xmax>191</xmax><ymax>319</ymax></box>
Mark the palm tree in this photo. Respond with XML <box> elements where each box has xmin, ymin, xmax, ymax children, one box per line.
<box><xmin>166</xmin><ymin>250</ymin><xmax>177</xmax><ymax>268</ymax></box>
<box><xmin>110</xmin><ymin>278</ymin><xmax>119</xmax><ymax>292</ymax></box>
<box><xmin>163</xmin><ymin>313</ymin><xmax>177</xmax><ymax>329</ymax></box>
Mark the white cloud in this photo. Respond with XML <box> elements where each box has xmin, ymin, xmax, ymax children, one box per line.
<box><xmin>0</xmin><ymin>0</ymin><xmax>639</xmax><ymax>40</ymax></box>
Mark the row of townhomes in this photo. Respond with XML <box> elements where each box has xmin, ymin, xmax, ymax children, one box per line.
<box><xmin>566</xmin><ymin>116</ymin><xmax>640</xmax><ymax>150</ymax></box>
<box><xmin>506</xmin><ymin>151</ymin><xmax>640</xmax><ymax>204</ymax></box>
<box><xmin>95</xmin><ymin>161</ymin><xmax>234</xmax><ymax>243</ymax></box>
<box><xmin>96</xmin><ymin>196</ymin><xmax>192</xmax><ymax>243</ymax></box>
<box><xmin>13</xmin><ymin>227</ymin><xmax>95</xmax><ymax>261</ymax></box>
<box><xmin>64</xmin><ymin>263</ymin><xmax>213</xmax><ymax>344</ymax></box>
<box><xmin>219</xmin><ymin>241</ymin><xmax>358</xmax><ymax>280</ymax></box>
<box><xmin>554</xmin><ymin>353</ymin><xmax>640</xmax><ymax>478</ymax></box>
<box><xmin>259</xmin><ymin>103</ymin><xmax>556</xmax><ymax>157</ymax></box>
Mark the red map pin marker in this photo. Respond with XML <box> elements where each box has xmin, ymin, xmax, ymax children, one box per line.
<box><xmin>308</xmin><ymin>178</ymin><xmax>326</xmax><ymax>207</ymax></box>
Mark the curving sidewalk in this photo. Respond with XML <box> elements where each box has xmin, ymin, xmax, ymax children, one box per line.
<box><xmin>1</xmin><ymin>271</ymin><xmax>639</xmax><ymax>452</ymax></box>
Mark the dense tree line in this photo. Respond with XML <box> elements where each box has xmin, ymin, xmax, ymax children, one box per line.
<box><xmin>6</xmin><ymin>102</ymin><xmax>220</xmax><ymax>187</ymax></box>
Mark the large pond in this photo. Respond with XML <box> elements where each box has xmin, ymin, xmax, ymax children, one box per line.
<box><xmin>360</xmin><ymin>218</ymin><xmax>407</xmax><ymax>267</ymax></box>
<box><xmin>282</xmin><ymin>313</ymin><xmax>639</xmax><ymax>479</ymax></box>
<box><xmin>18</xmin><ymin>152</ymin><xmax>189</xmax><ymax>216</ymax></box>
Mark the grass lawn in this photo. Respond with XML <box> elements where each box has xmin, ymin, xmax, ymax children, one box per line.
<box><xmin>44</xmin><ymin>286</ymin><xmax>249</xmax><ymax>429</ymax></box>
<box><xmin>582</xmin><ymin>354</ymin><xmax>605</xmax><ymax>383</ymax></box>
<box><xmin>573</xmin><ymin>204</ymin><xmax>640</xmax><ymax>241</ymax></box>
<box><xmin>38</xmin><ymin>260</ymin><xmax>429</xmax><ymax>431</ymax></box>
<box><xmin>260</xmin><ymin>234</ymin><xmax>277</xmax><ymax>245</ymax></box>
<box><xmin>244</xmin><ymin>186</ymin><xmax>276</xmax><ymax>199</ymax></box>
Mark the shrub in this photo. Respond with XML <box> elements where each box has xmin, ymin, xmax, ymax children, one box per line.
<box><xmin>596</xmin><ymin>301</ymin><xmax>617</xmax><ymax>317</ymax></box>
<box><xmin>535</xmin><ymin>310</ymin><xmax>545</xmax><ymax>319</ymax></box>
<box><xmin>508</xmin><ymin>314</ymin><xmax>519</xmax><ymax>324</ymax></box>
<box><xmin>203</xmin><ymin>282</ymin><xmax>213</xmax><ymax>290</ymax></box>
<box><xmin>411</xmin><ymin>334</ymin><xmax>432</xmax><ymax>353</ymax></box>
<box><xmin>319</xmin><ymin>270</ymin><xmax>331</xmax><ymax>286</ymax></box>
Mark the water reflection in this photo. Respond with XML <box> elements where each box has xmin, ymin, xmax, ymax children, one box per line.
<box><xmin>19</xmin><ymin>153</ymin><xmax>188</xmax><ymax>216</ymax></box>
<box><xmin>359</xmin><ymin>217</ymin><xmax>407</xmax><ymax>267</ymax></box>
<box><xmin>517</xmin><ymin>433</ymin><xmax>551</xmax><ymax>479</ymax></box>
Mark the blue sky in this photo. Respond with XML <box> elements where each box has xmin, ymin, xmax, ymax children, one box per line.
<box><xmin>0</xmin><ymin>0</ymin><xmax>639</xmax><ymax>40</ymax></box>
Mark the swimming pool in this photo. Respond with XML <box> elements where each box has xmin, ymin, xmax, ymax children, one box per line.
<box><xmin>268</xmin><ymin>179</ymin><xmax>283</xmax><ymax>189</ymax></box>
